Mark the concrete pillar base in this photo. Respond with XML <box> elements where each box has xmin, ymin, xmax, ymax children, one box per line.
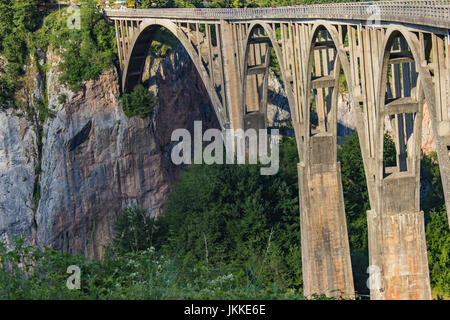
<box><xmin>367</xmin><ymin>210</ymin><xmax>432</xmax><ymax>300</ymax></box>
<box><xmin>298</xmin><ymin>162</ymin><xmax>355</xmax><ymax>299</ymax></box>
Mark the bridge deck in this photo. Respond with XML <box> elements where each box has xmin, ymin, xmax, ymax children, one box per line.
<box><xmin>104</xmin><ymin>1</ymin><xmax>450</xmax><ymax>30</ymax></box>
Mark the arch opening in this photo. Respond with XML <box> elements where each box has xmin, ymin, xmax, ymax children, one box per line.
<box><xmin>379</xmin><ymin>32</ymin><xmax>423</xmax><ymax>178</ymax></box>
<box><xmin>306</xmin><ymin>26</ymin><xmax>349</xmax><ymax>165</ymax></box>
<box><xmin>122</xmin><ymin>20</ymin><xmax>226</xmax><ymax>129</ymax></box>
<box><xmin>241</xmin><ymin>24</ymin><xmax>273</xmax><ymax>131</ymax></box>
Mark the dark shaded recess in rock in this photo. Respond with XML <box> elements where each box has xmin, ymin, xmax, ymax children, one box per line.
<box><xmin>67</xmin><ymin>120</ymin><xmax>92</xmax><ymax>152</ymax></box>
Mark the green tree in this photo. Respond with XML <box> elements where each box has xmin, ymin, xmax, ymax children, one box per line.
<box><xmin>109</xmin><ymin>207</ymin><xmax>163</xmax><ymax>256</ymax></box>
<box><xmin>12</xmin><ymin>0</ymin><xmax>43</xmax><ymax>32</ymax></box>
<box><xmin>159</xmin><ymin>138</ymin><xmax>302</xmax><ymax>288</ymax></box>
<box><xmin>140</xmin><ymin>0</ymin><xmax>175</xmax><ymax>8</ymax></box>
<box><xmin>121</xmin><ymin>85</ymin><xmax>156</xmax><ymax>118</ymax></box>
<box><xmin>337</xmin><ymin>132</ymin><xmax>370</xmax><ymax>295</ymax></box>
<box><xmin>57</xmin><ymin>0</ymin><xmax>117</xmax><ymax>91</ymax></box>
<box><xmin>426</xmin><ymin>206</ymin><xmax>450</xmax><ymax>299</ymax></box>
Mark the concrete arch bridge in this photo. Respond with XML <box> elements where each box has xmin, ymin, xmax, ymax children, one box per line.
<box><xmin>105</xmin><ymin>1</ymin><xmax>450</xmax><ymax>300</ymax></box>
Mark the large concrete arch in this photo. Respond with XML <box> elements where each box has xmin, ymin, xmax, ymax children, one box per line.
<box><xmin>377</xmin><ymin>27</ymin><xmax>450</xmax><ymax>224</ymax></box>
<box><xmin>306</xmin><ymin>22</ymin><xmax>354</xmax><ymax>93</ymax></box>
<box><xmin>240</xmin><ymin>22</ymin><xmax>298</xmax><ymax>133</ymax></box>
<box><xmin>304</xmin><ymin>23</ymin><xmax>354</xmax><ymax>160</ymax></box>
<box><xmin>304</xmin><ymin>21</ymin><xmax>353</xmax><ymax>137</ymax></box>
<box><xmin>122</xmin><ymin>19</ymin><xmax>226</xmax><ymax>129</ymax></box>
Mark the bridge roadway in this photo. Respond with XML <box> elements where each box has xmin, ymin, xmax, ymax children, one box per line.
<box><xmin>105</xmin><ymin>1</ymin><xmax>450</xmax><ymax>28</ymax></box>
<box><xmin>105</xmin><ymin>1</ymin><xmax>450</xmax><ymax>300</ymax></box>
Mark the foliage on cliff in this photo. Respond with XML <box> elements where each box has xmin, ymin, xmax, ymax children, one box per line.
<box><xmin>0</xmin><ymin>0</ymin><xmax>117</xmax><ymax>108</ymax></box>
<box><xmin>120</xmin><ymin>84</ymin><xmax>156</xmax><ymax>118</ymax></box>
<box><xmin>43</xmin><ymin>0</ymin><xmax>117</xmax><ymax>91</ymax></box>
<box><xmin>0</xmin><ymin>0</ymin><xmax>45</xmax><ymax>107</ymax></box>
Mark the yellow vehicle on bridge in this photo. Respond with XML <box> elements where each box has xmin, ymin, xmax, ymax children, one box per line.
<box><xmin>126</xmin><ymin>1</ymin><xmax>136</xmax><ymax>8</ymax></box>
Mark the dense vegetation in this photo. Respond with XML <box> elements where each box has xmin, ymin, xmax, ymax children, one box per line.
<box><xmin>1</xmin><ymin>134</ymin><xmax>448</xmax><ymax>299</ymax></box>
<box><xmin>0</xmin><ymin>0</ymin><xmax>45</xmax><ymax>108</ymax></box>
<box><xmin>55</xmin><ymin>0</ymin><xmax>117</xmax><ymax>91</ymax></box>
<box><xmin>138</xmin><ymin>0</ymin><xmax>353</xmax><ymax>8</ymax></box>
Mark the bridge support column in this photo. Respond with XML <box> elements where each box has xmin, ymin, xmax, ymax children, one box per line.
<box><xmin>220</xmin><ymin>20</ymin><xmax>243</xmax><ymax>130</ymax></box>
<box><xmin>298</xmin><ymin>134</ymin><xmax>355</xmax><ymax>299</ymax></box>
<box><xmin>367</xmin><ymin>175</ymin><xmax>431</xmax><ymax>300</ymax></box>
<box><xmin>367</xmin><ymin>208</ymin><xmax>431</xmax><ymax>300</ymax></box>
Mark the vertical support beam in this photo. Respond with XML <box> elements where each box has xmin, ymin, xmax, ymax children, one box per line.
<box><xmin>245</xmin><ymin>37</ymin><xmax>260</xmax><ymax>114</ymax></box>
<box><xmin>206</xmin><ymin>24</ymin><xmax>215</xmax><ymax>86</ymax></box>
<box><xmin>221</xmin><ymin>20</ymin><xmax>242</xmax><ymax>130</ymax></box>
<box><xmin>216</xmin><ymin>23</ymin><xmax>227</xmax><ymax>108</ymax></box>
<box><xmin>114</xmin><ymin>20</ymin><xmax>123</xmax><ymax>70</ymax></box>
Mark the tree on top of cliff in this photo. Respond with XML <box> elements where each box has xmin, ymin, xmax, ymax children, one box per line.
<box><xmin>58</xmin><ymin>0</ymin><xmax>117</xmax><ymax>91</ymax></box>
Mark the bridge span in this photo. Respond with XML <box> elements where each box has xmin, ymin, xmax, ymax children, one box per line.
<box><xmin>105</xmin><ymin>1</ymin><xmax>450</xmax><ymax>300</ymax></box>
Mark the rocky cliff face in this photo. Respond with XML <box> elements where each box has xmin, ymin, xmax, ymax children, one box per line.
<box><xmin>0</xmin><ymin>46</ymin><xmax>219</xmax><ymax>258</ymax></box>
<box><xmin>0</xmin><ymin>110</ymin><xmax>37</xmax><ymax>246</ymax></box>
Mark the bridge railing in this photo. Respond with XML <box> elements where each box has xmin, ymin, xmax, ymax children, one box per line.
<box><xmin>105</xmin><ymin>1</ymin><xmax>450</xmax><ymax>29</ymax></box>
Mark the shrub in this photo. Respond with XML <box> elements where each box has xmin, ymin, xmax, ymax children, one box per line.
<box><xmin>120</xmin><ymin>85</ymin><xmax>156</xmax><ymax>118</ymax></box>
<box><xmin>58</xmin><ymin>94</ymin><xmax>67</xmax><ymax>105</ymax></box>
<box><xmin>108</xmin><ymin>207</ymin><xmax>164</xmax><ymax>256</ymax></box>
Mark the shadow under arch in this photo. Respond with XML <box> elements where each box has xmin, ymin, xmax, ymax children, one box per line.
<box><xmin>122</xmin><ymin>19</ymin><xmax>226</xmax><ymax>129</ymax></box>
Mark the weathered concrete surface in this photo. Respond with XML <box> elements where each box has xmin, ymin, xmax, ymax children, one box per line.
<box><xmin>375</xmin><ymin>174</ymin><xmax>431</xmax><ymax>299</ymax></box>
<box><xmin>298</xmin><ymin>161</ymin><xmax>355</xmax><ymax>299</ymax></box>
<box><xmin>381</xmin><ymin>211</ymin><xmax>431</xmax><ymax>300</ymax></box>
<box><xmin>367</xmin><ymin>209</ymin><xmax>431</xmax><ymax>300</ymax></box>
